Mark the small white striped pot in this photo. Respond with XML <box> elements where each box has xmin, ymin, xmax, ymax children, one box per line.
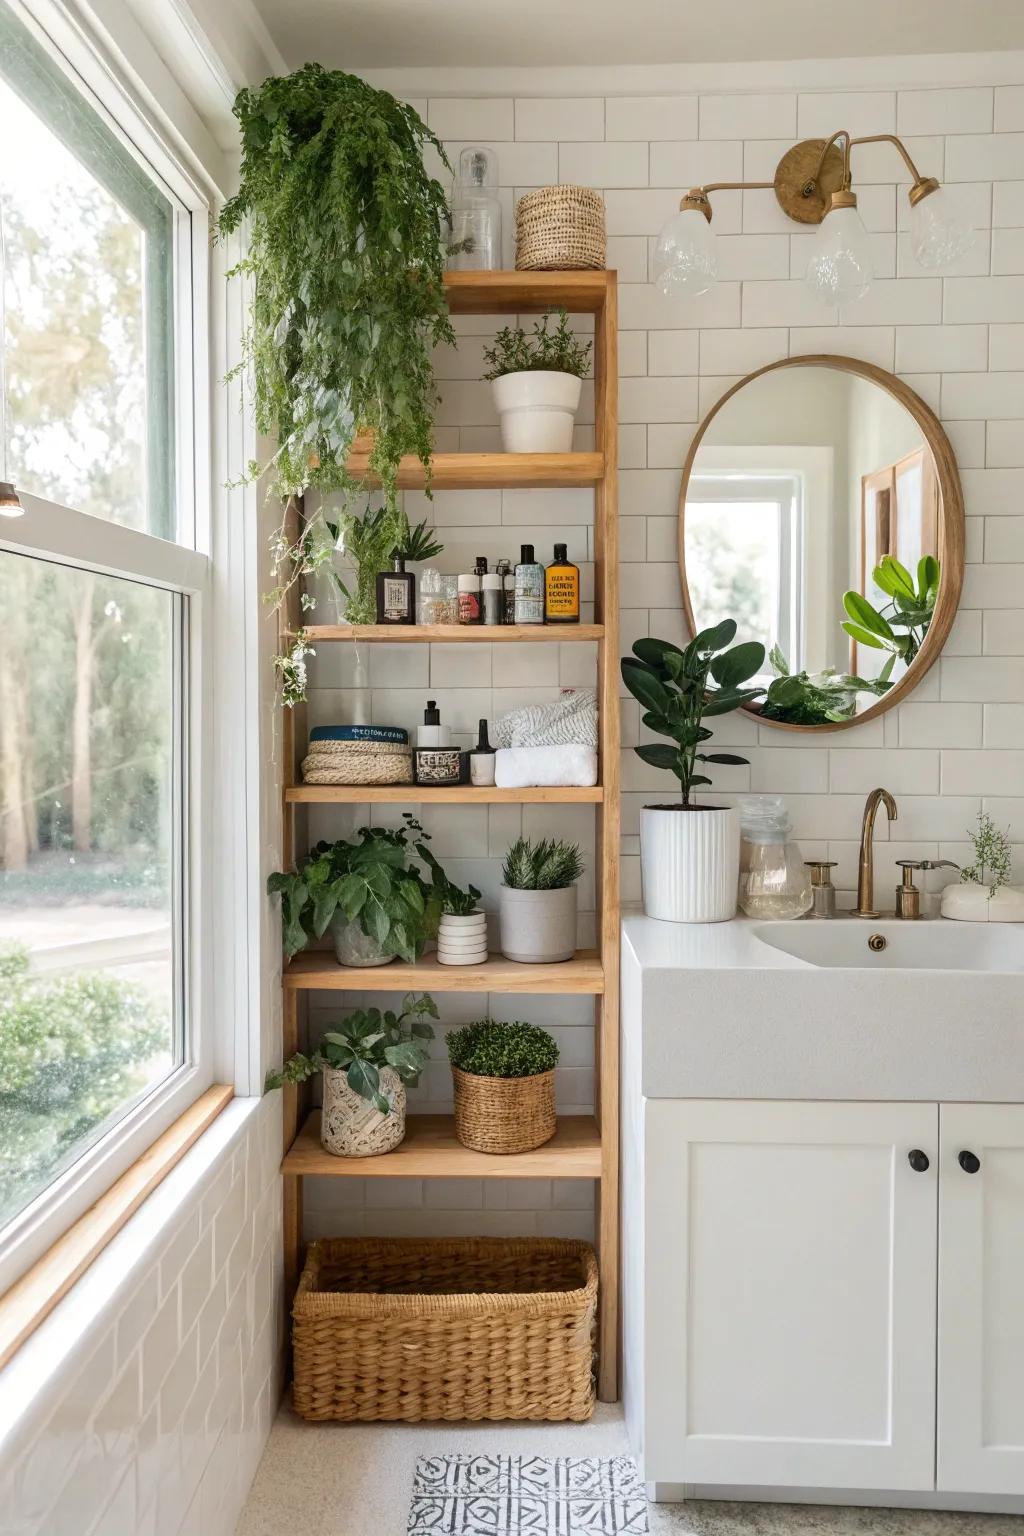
<box><xmin>640</xmin><ymin>805</ymin><xmax>740</xmax><ymax>924</ymax></box>
<box><xmin>436</xmin><ymin>910</ymin><xmax>489</xmax><ymax>966</ymax></box>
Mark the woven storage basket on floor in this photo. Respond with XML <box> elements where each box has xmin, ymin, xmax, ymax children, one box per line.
<box><xmin>301</xmin><ymin>739</ymin><xmax>413</xmax><ymax>786</ymax></box>
<box><xmin>515</xmin><ymin>185</ymin><xmax>606</xmax><ymax>271</ymax></box>
<box><xmin>292</xmin><ymin>1236</ymin><xmax>597</xmax><ymax>1422</ymax></box>
<box><xmin>452</xmin><ymin>1066</ymin><xmax>556</xmax><ymax>1154</ymax></box>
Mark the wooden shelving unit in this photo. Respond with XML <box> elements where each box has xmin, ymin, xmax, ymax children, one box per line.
<box><xmin>279</xmin><ymin>269</ymin><xmax>620</xmax><ymax>1401</ymax></box>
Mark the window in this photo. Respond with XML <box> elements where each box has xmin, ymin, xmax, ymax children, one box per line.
<box><xmin>0</xmin><ymin>0</ymin><xmax>211</xmax><ymax>1288</ymax></box>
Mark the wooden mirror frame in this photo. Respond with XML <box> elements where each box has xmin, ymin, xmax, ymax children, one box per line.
<box><xmin>678</xmin><ymin>354</ymin><xmax>965</xmax><ymax>733</ymax></box>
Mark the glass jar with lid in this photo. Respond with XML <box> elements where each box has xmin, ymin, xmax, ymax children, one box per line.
<box><xmin>737</xmin><ymin>795</ymin><xmax>813</xmax><ymax>919</ymax></box>
<box><xmin>447</xmin><ymin>147</ymin><xmax>502</xmax><ymax>271</ymax></box>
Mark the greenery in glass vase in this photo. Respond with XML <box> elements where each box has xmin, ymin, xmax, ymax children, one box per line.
<box><xmin>501</xmin><ymin>837</ymin><xmax>584</xmax><ymax>890</ymax></box>
<box><xmin>325</xmin><ymin>510</ymin><xmax>444</xmax><ymax>626</ymax></box>
<box><xmin>264</xmin><ymin>993</ymin><xmax>438</xmax><ymax>1113</ymax></box>
<box><xmin>760</xmin><ymin>645</ymin><xmax>895</xmax><ymax>725</ymax></box>
<box><xmin>842</xmin><ymin>555</ymin><xmax>939</xmax><ymax>666</ymax></box>
<box><xmin>216</xmin><ymin>64</ymin><xmax>455</xmax><ymax>682</ymax></box>
<box><xmin>482</xmin><ymin>309</ymin><xmax>592</xmax><ymax>380</ymax></box>
<box><xmin>620</xmin><ymin>622</ymin><xmax>764</xmax><ymax>807</ymax></box>
<box><xmin>446</xmin><ymin>1018</ymin><xmax>559</xmax><ymax>1079</ymax></box>
<box><xmin>267</xmin><ymin>816</ymin><xmax>443</xmax><ymax>961</ymax></box>
<box><xmin>961</xmin><ymin>810</ymin><xmax>1012</xmax><ymax>897</ymax></box>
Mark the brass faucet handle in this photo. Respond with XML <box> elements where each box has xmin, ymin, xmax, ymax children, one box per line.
<box><xmin>894</xmin><ymin>859</ymin><xmax>927</xmax><ymax>919</ymax></box>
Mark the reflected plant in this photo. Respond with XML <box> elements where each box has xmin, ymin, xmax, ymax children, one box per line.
<box><xmin>842</xmin><ymin>555</ymin><xmax>940</xmax><ymax>666</ymax></box>
<box><xmin>760</xmin><ymin>646</ymin><xmax>895</xmax><ymax>725</ymax></box>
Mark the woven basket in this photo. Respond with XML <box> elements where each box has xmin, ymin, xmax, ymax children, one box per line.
<box><xmin>292</xmin><ymin>1236</ymin><xmax>597</xmax><ymax>1422</ymax></box>
<box><xmin>515</xmin><ymin>185</ymin><xmax>606</xmax><ymax>271</ymax></box>
<box><xmin>302</xmin><ymin>739</ymin><xmax>413</xmax><ymax>786</ymax></box>
<box><xmin>452</xmin><ymin>1066</ymin><xmax>556</xmax><ymax>1154</ymax></box>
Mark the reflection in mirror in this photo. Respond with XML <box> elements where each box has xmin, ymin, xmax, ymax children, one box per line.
<box><xmin>682</xmin><ymin>364</ymin><xmax>946</xmax><ymax>728</ymax></box>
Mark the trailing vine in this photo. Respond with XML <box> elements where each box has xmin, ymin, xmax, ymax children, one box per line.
<box><xmin>217</xmin><ymin>64</ymin><xmax>455</xmax><ymax>690</ymax></box>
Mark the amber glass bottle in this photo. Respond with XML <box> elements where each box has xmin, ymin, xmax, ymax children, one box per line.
<box><xmin>544</xmin><ymin>543</ymin><xmax>580</xmax><ymax>624</ymax></box>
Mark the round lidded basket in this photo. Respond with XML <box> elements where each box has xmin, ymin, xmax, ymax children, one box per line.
<box><xmin>301</xmin><ymin>739</ymin><xmax>413</xmax><ymax>786</ymax></box>
<box><xmin>515</xmin><ymin>185</ymin><xmax>606</xmax><ymax>271</ymax></box>
<box><xmin>452</xmin><ymin>1065</ymin><xmax>556</xmax><ymax>1154</ymax></box>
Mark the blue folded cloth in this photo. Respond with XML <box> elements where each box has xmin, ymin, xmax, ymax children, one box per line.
<box><xmin>309</xmin><ymin>724</ymin><xmax>409</xmax><ymax>745</ymax></box>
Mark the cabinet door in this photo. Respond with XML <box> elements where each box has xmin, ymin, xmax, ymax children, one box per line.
<box><xmin>646</xmin><ymin>1100</ymin><xmax>938</xmax><ymax>1491</ymax></box>
<box><xmin>938</xmin><ymin>1103</ymin><xmax>1024</xmax><ymax>1495</ymax></box>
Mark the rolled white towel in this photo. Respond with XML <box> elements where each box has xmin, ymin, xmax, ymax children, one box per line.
<box><xmin>494</xmin><ymin>744</ymin><xmax>598</xmax><ymax>788</ymax></box>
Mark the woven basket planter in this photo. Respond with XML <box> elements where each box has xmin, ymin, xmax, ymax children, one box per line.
<box><xmin>452</xmin><ymin>1065</ymin><xmax>556</xmax><ymax>1154</ymax></box>
<box><xmin>515</xmin><ymin>185</ymin><xmax>606</xmax><ymax>271</ymax></box>
<box><xmin>292</xmin><ymin>1236</ymin><xmax>597</xmax><ymax>1422</ymax></box>
<box><xmin>301</xmin><ymin>739</ymin><xmax>413</xmax><ymax>786</ymax></box>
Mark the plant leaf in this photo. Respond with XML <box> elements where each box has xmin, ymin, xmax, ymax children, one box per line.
<box><xmin>691</xmin><ymin>618</ymin><xmax>737</xmax><ymax>653</ymax></box>
<box><xmin>843</xmin><ymin>590</ymin><xmax>895</xmax><ymax>640</ymax></box>
<box><xmin>710</xmin><ymin>641</ymin><xmax>765</xmax><ymax>688</ymax></box>
<box><xmin>697</xmin><ymin>752</ymin><xmax>749</xmax><ymax>765</ymax></box>
<box><xmin>621</xmin><ymin>658</ymin><xmax>671</xmax><ymax>712</ymax></box>
<box><xmin>841</xmin><ymin>620</ymin><xmax>886</xmax><ymax>650</ymax></box>
<box><xmin>634</xmin><ymin>743</ymin><xmax>680</xmax><ymax>770</ymax></box>
<box><xmin>346</xmin><ymin>1058</ymin><xmax>380</xmax><ymax>1103</ymax></box>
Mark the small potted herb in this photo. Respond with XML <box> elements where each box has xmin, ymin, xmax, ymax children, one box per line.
<box><xmin>265</xmin><ymin>994</ymin><xmax>438</xmax><ymax>1156</ymax></box>
<box><xmin>942</xmin><ymin>811</ymin><xmax>1023</xmax><ymax>923</ymax></box>
<box><xmin>482</xmin><ymin>308</ymin><xmax>592</xmax><ymax>454</ymax></box>
<box><xmin>416</xmin><ymin>843</ymin><xmax>487</xmax><ymax>965</ymax></box>
<box><xmin>498</xmin><ymin>837</ymin><xmax>583</xmax><ymax>964</ymax></box>
<box><xmin>268</xmin><ymin>816</ymin><xmax>442</xmax><ymax>966</ymax></box>
<box><xmin>447</xmin><ymin>1018</ymin><xmax>559</xmax><ymax>1154</ymax></box>
<box><xmin>621</xmin><ymin>622</ymin><xmax>765</xmax><ymax>922</ymax></box>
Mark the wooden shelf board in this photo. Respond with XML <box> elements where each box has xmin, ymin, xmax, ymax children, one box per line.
<box><xmin>304</xmin><ymin>623</ymin><xmax>603</xmax><ymax>643</ymax></box>
<box><xmin>283</xmin><ymin>950</ymin><xmax>604</xmax><ymax>994</ymax></box>
<box><xmin>344</xmin><ymin>451</ymin><xmax>603</xmax><ymax>490</ymax></box>
<box><xmin>443</xmin><ymin>270</ymin><xmax>612</xmax><ymax>315</ymax></box>
<box><xmin>286</xmin><ymin>785</ymin><xmax>602</xmax><ymax>804</ymax></box>
<box><xmin>284</xmin><ymin>1112</ymin><xmax>602</xmax><ymax>1179</ymax></box>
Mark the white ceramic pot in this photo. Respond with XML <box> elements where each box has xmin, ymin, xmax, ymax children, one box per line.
<box><xmin>491</xmin><ymin>370</ymin><xmax>582</xmax><ymax>453</ymax></box>
<box><xmin>941</xmin><ymin>880</ymin><xmax>1024</xmax><ymax>923</ymax></box>
<box><xmin>320</xmin><ymin>1065</ymin><xmax>406</xmax><ymax>1157</ymax></box>
<box><xmin>499</xmin><ymin>884</ymin><xmax>577</xmax><ymax>963</ymax></box>
<box><xmin>437</xmin><ymin>910</ymin><xmax>489</xmax><ymax>966</ymax></box>
<box><xmin>641</xmin><ymin>805</ymin><xmax>740</xmax><ymax>923</ymax></box>
<box><xmin>330</xmin><ymin>915</ymin><xmax>395</xmax><ymax>967</ymax></box>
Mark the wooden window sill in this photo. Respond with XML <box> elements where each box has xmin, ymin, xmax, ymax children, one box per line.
<box><xmin>0</xmin><ymin>1084</ymin><xmax>233</xmax><ymax>1371</ymax></box>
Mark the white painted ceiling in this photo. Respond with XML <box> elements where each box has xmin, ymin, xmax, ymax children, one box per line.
<box><xmin>251</xmin><ymin>0</ymin><xmax>1024</xmax><ymax>70</ymax></box>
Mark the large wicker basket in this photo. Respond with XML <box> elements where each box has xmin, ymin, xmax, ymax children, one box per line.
<box><xmin>516</xmin><ymin>185</ymin><xmax>606</xmax><ymax>271</ymax></box>
<box><xmin>292</xmin><ymin>1236</ymin><xmax>597</xmax><ymax>1422</ymax></box>
<box><xmin>452</xmin><ymin>1066</ymin><xmax>556</xmax><ymax>1154</ymax></box>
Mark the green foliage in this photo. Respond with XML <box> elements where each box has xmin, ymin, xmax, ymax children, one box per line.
<box><xmin>501</xmin><ymin>838</ymin><xmax>584</xmax><ymax>891</ymax></box>
<box><xmin>401</xmin><ymin>519</ymin><xmax>445</xmax><ymax>565</ymax></box>
<box><xmin>265</xmin><ymin>993</ymin><xmax>438</xmax><ymax>1114</ymax></box>
<box><xmin>0</xmin><ymin>944</ymin><xmax>168</xmax><ymax>1220</ymax></box>
<box><xmin>760</xmin><ymin>645</ymin><xmax>895</xmax><ymax>726</ymax></box>
<box><xmin>273</xmin><ymin>630</ymin><xmax>315</xmax><ymax>708</ymax></box>
<box><xmin>415</xmin><ymin>843</ymin><xmax>482</xmax><ymax>916</ymax></box>
<box><xmin>842</xmin><ymin>555</ymin><xmax>940</xmax><ymax>666</ymax></box>
<box><xmin>325</xmin><ymin>510</ymin><xmax>444</xmax><ymax>626</ymax></box>
<box><xmin>620</xmin><ymin>622</ymin><xmax>765</xmax><ymax>807</ymax></box>
<box><xmin>961</xmin><ymin>811</ymin><xmax>1012</xmax><ymax>896</ymax></box>
<box><xmin>446</xmin><ymin>1018</ymin><xmax>559</xmax><ymax>1079</ymax></box>
<box><xmin>482</xmin><ymin>309</ymin><xmax>592</xmax><ymax>381</ymax></box>
<box><xmin>268</xmin><ymin>815</ymin><xmax>444</xmax><ymax>960</ymax></box>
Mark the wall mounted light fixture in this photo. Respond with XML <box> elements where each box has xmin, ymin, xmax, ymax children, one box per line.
<box><xmin>654</xmin><ymin>132</ymin><xmax>974</xmax><ymax>305</ymax></box>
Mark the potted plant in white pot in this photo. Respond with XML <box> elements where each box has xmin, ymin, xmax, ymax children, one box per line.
<box><xmin>941</xmin><ymin>810</ymin><xmax>1024</xmax><ymax>922</ymax></box>
<box><xmin>498</xmin><ymin>837</ymin><xmax>583</xmax><ymax>963</ymax></box>
<box><xmin>621</xmin><ymin>622</ymin><xmax>765</xmax><ymax>923</ymax></box>
<box><xmin>265</xmin><ymin>993</ymin><xmax>438</xmax><ymax>1156</ymax></box>
<box><xmin>447</xmin><ymin>1018</ymin><xmax>559</xmax><ymax>1154</ymax></box>
<box><xmin>417</xmin><ymin>846</ymin><xmax>488</xmax><ymax>965</ymax></box>
<box><xmin>482</xmin><ymin>308</ymin><xmax>592</xmax><ymax>453</ymax></box>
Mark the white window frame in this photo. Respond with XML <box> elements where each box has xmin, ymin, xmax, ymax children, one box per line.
<box><xmin>0</xmin><ymin>0</ymin><xmax>223</xmax><ymax>1295</ymax></box>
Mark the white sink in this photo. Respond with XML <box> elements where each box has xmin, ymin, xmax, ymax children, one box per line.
<box><xmin>752</xmin><ymin>919</ymin><xmax>1023</xmax><ymax>972</ymax></box>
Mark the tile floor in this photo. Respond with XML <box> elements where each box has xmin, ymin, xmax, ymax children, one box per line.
<box><xmin>235</xmin><ymin>1407</ymin><xmax>1024</xmax><ymax>1536</ymax></box>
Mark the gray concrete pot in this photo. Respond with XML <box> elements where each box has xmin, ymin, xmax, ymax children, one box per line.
<box><xmin>330</xmin><ymin>915</ymin><xmax>395</xmax><ymax>967</ymax></box>
<box><xmin>498</xmin><ymin>884</ymin><xmax>577</xmax><ymax>963</ymax></box>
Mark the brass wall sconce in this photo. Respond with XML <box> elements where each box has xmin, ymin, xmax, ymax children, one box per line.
<box><xmin>655</xmin><ymin>132</ymin><xmax>974</xmax><ymax>305</ymax></box>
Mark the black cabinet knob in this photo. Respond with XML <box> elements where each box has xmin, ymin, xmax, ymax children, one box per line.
<box><xmin>958</xmin><ymin>1150</ymin><xmax>981</xmax><ymax>1174</ymax></box>
<box><xmin>908</xmin><ymin>1149</ymin><xmax>930</xmax><ymax>1173</ymax></box>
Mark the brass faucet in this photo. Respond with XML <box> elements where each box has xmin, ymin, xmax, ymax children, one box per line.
<box><xmin>853</xmin><ymin>788</ymin><xmax>897</xmax><ymax>917</ymax></box>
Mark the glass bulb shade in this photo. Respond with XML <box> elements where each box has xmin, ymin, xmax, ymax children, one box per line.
<box><xmin>910</xmin><ymin>184</ymin><xmax>975</xmax><ymax>269</ymax></box>
<box><xmin>0</xmin><ymin>482</ymin><xmax>23</xmax><ymax>518</ymax></box>
<box><xmin>653</xmin><ymin>207</ymin><xmax>717</xmax><ymax>297</ymax></box>
<box><xmin>805</xmin><ymin>204</ymin><xmax>873</xmax><ymax>307</ymax></box>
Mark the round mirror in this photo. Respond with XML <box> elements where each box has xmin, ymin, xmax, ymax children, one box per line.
<box><xmin>679</xmin><ymin>356</ymin><xmax>965</xmax><ymax>731</ymax></box>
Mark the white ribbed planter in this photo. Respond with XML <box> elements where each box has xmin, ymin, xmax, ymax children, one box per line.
<box><xmin>491</xmin><ymin>370</ymin><xmax>582</xmax><ymax>453</ymax></box>
<box><xmin>640</xmin><ymin>805</ymin><xmax>740</xmax><ymax>923</ymax></box>
<box><xmin>437</xmin><ymin>910</ymin><xmax>488</xmax><ymax>966</ymax></box>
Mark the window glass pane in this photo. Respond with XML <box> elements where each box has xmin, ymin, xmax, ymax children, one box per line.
<box><xmin>0</xmin><ymin>2</ymin><xmax>175</xmax><ymax>538</ymax></box>
<box><xmin>0</xmin><ymin>551</ymin><xmax>181</xmax><ymax>1231</ymax></box>
<box><xmin>685</xmin><ymin>498</ymin><xmax>782</xmax><ymax>661</ymax></box>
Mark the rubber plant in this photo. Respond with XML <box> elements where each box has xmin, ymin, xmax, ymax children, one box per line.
<box><xmin>217</xmin><ymin>64</ymin><xmax>455</xmax><ymax>695</ymax></box>
<box><xmin>842</xmin><ymin>554</ymin><xmax>940</xmax><ymax>667</ymax></box>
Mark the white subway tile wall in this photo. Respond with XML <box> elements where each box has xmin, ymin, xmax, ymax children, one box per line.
<box><xmin>303</xmin><ymin>79</ymin><xmax>1024</xmax><ymax>1269</ymax></box>
<box><xmin>0</xmin><ymin>1100</ymin><xmax>282</xmax><ymax>1536</ymax></box>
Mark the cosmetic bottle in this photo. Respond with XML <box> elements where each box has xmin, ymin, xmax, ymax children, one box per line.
<box><xmin>482</xmin><ymin>572</ymin><xmax>503</xmax><ymax>626</ymax></box>
<box><xmin>458</xmin><ymin>567</ymin><xmax>482</xmax><ymax>624</ymax></box>
<box><xmin>375</xmin><ymin>548</ymin><xmax>415</xmax><ymax>625</ymax></box>
<box><xmin>513</xmin><ymin>543</ymin><xmax>545</xmax><ymax>625</ymax></box>
<box><xmin>415</xmin><ymin>700</ymin><xmax>463</xmax><ymax>786</ymax></box>
<box><xmin>496</xmin><ymin>558</ymin><xmax>516</xmax><ymax>624</ymax></box>
<box><xmin>447</xmin><ymin>147</ymin><xmax>502</xmax><ymax>272</ymax></box>
<box><xmin>469</xmin><ymin>719</ymin><xmax>497</xmax><ymax>786</ymax></box>
<box><xmin>544</xmin><ymin>543</ymin><xmax>580</xmax><ymax>624</ymax></box>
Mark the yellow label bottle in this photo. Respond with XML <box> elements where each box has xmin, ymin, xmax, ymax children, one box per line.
<box><xmin>544</xmin><ymin>543</ymin><xmax>580</xmax><ymax>624</ymax></box>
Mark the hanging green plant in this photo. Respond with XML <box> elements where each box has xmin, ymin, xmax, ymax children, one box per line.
<box><xmin>217</xmin><ymin>64</ymin><xmax>455</xmax><ymax>681</ymax></box>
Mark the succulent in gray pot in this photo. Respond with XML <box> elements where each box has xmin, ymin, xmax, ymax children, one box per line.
<box><xmin>498</xmin><ymin>838</ymin><xmax>583</xmax><ymax>964</ymax></box>
<box><xmin>447</xmin><ymin>1018</ymin><xmax>559</xmax><ymax>1154</ymax></box>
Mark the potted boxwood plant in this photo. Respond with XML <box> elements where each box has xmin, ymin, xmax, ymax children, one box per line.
<box><xmin>482</xmin><ymin>308</ymin><xmax>592</xmax><ymax>453</ymax></box>
<box><xmin>268</xmin><ymin>817</ymin><xmax>443</xmax><ymax>966</ymax></box>
<box><xmin>417</xmin><ymin>846</ymin><xmax>487</xmax><ymax>965</ymax></box>
<box><xmin>498</xmin><ymin>837</ymin><xmax>583</xmax><ymax>963</ymax></box>
<box><xmin>447</xmin><ymin>1018</ymin><xmax>559</xmax><ymax>1154</ymax></box>
<box><xmin>621</xmin><ymin>622</ymin><xmax>765</xmax><ymax>923</ymax></box>
<box><xmin>265</xmin><ymin>994</ymin><xmax>438</xmax><ymax>1156</ymax></box>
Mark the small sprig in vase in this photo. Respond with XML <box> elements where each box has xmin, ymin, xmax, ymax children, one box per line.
<box><xmin>941</xmin><ymin>811</ymin><xmax>1024</xmax><ymax>923</ymax></box>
